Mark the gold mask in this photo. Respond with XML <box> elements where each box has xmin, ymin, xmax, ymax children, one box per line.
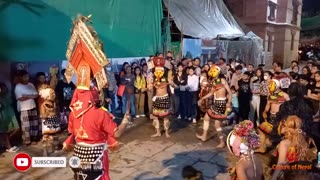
<box><xmin>208</xmin><ymin>65</ymin><xmax>220</xmax><ymax>78</ymax></box>
<box><xmin>269</xmin><ymin>80</ymin><xmax>278</xmax><ymax>93</ymax></box>
<box><xmin>154</xmin><ymin>67</ymin><xmax>164</xmax><ymax>81</ymax></box>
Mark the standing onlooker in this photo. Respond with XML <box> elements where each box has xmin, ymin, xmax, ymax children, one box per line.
<box><xmin>217</xmin><ymin>58</ymin><xmax>228</xmax><ymax>76</ymax></box>
<box><xmin>272</xmin><ymin>61</ymin><xmax>283</xmax><ymax>74</ymax></box>
<box><xmin>120</xmin><ymin>62</ymin><xmax>130</xmax><ymax>78</ymax></box>
<box><xmin>0</xmin><ymin>82</ymin><xmax>20</xmax><ymax>152</ymax></box>
<box><xmin>236</xmin><ymin>71</ymin><xmax>252</xmax><ymax>120</ymax></box>
<box><xmin>310</xmin><ymin>64</ymin><xmax>319</xmax><ymax>79</ymax></box>
<box><xmin>173</xmin><ymin>63</ymin><xmax>188</xmax><ymax>119</ymax></box>
<box><xmin>241</xmin><ymin>62</ymin><xmax>247</xmax><ymax>72</ymax></box>
<box><xmin>307</xmin><ymin>71</ymin><xmax>320</xmax><ymax>117</ymax></box>
<box><xmin>35</xmin><ymin>72</ymin><xmax>47</xmax><ymax>89</ymax></box>
<box><xmin>140</xmin><ymin>58</ymin><xmax>147</xmax><ymax>67</ymax></box>
<box><xmin>249</xmin><ymin>68</ymin><xmax>263</xmax><ymax>126</ymax></box>
<box><xmin>142</xmin><ymin>63</ymin><xmax>148</xmax><ymax>78</ymax></box>
<box><xmin>302</xmin><ymin>66</ymin><xmax>312</xmax><ymax>77</ymax></box>
<box><xmin>291</xmin><ymin>65</ymin><xmax>300</xmax><ymax>74</ymax></box>
<box><xmin>146</xmin><ymin>70</ymin><xmax>154</xmax><ymax>119</ymax></box>
<box><xmin>230</xmin><ymin>65</ymin><xmax>243</xmax><ymax>87</ymax></box>
<box><xmin>290</xmin><ymin>60</ymin><xmax>299</xmax><ymax>68</ymax></box>
<box><xmin>15</xmin><ymin>70</ymin><xmax>40</xmax><ymax>145</ymax></box>
<box><xmin>193</xmin><ymin>58</ymin><xmax>201</xmax><ymax>76</ymax></box>
<box><xmin>131</xmin><ymin>62</ymin><xmax>138</xmax><ymax>70</ymax></box>
<box><xmin>246</xmin><ymin>64</ymin><xmax>255</xmax><ymax>77</ymax></box>
<box><xmin>55</xmin><ymin>69</ymin><xmax>76</xmax><ymax>118</ymax></box>
<box><xmin>259</xmin><ymin>71</ymin><xmax>273</xmax><ymax>124</ymax></box>
<box><xmin>121</xmin><ymin>66</ymin><xmax>135</xmax><ymax>118</ymax></box>
<box><xmin>227</xmin><ymin>86</ymin><xmax>239</xmax><ymax>125</ymax></box>
<box><xmin>134</xmin><ymin>67</ymin><xmax>146</xmax><ymax>118</ymax></box>
<box><xmin>198</xmin><ymin>70</ymin><xmax>210</xmax><ymax>118</ymax></box>
<box><xmin>104</xmin><ymin>66</ymin><xmax>117</xmax><ymax>114</ymax></box>
<box><xmin>186</xmin><ymin>67</ymin><xmax>199</xmax><ymax>123</ymax></box>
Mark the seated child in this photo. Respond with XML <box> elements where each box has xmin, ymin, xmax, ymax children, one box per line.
<box><xmin>227</xmin><ymin>86</ymin><xmax>239</xmax><ymax>125</ymax></box>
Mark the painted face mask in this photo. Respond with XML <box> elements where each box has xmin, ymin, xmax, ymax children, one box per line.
<box><xmin>154</xmin><ymin>67</ymin><xmax>164</xmax><ymax>82</ymax></box>
<box><xmin>208</xmin><ymin>65</ymin><xmax>220</xmax><ymax>78</ymax></box>
<box><xmin>269</xmin><ymin>79</ymin><xmax>280</xmax><ymax>93</ymax></box>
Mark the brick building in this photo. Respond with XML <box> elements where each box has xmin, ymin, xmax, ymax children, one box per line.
<box><xmin>226</xmin><ymin>0</ymin><xmax>302</xmax><ymax>68</ymax></box>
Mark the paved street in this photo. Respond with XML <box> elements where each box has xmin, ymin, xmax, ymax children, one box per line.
<box><xmin>0</xmin><ymin>117</ymin><xmax>249</xmax><ymax>180</ymax></box>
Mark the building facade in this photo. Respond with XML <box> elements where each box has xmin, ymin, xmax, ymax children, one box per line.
<box><xmin>226</xmin><ymin>0</ymin><xmax>302</xmax><ymax>68</ymax></box>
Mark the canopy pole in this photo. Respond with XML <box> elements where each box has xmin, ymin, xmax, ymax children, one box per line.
<box><xmin>180</xmin><ymin>30</ymin><xmax>183</xmax><ymax>62</ymax></box>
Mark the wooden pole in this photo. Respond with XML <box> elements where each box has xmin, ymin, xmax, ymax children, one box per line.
<box><xmin>180</xmin><ymin>30</ymin><xmax>184</xmax><ymax>62</ymax></box>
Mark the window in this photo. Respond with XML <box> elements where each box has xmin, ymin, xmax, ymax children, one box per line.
<box><xmin>291</xmin><ymin>32</ymin><xmax>295</xmax><ymax>50</ymax></box>
<box><xmin>268</xmin><ymin>1</ymin><xmax>277</xmax><ymax>21</ymax></box>
<box><xmin>291</xmin><ymin>0</ymin><xmax>299</xmax><ymax>25</ymax></box>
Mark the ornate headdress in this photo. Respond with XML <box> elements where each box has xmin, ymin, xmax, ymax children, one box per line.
<box><xmin>227</xmin><ymin>120</ymin><xmax>260</xmax><ymax>179</ymax></box>
<box><xmin>226</xmin><ymin>120</ymin><xmax>260</xmax><ymax>156</ymax></box>
<box><xmin>147</xmin><ymin>57</ymin><xmax>172</xmax><ymax>83</ymax></box>
<box><xmin>65</xmin><ymin>14</ymin><xmax>109</xmax><ymax>91</ymax></box>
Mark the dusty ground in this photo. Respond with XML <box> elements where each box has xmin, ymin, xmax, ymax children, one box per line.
<box><xmin>0</xmin><ymin>117</ymin><xmax>273</xmax><ymax>180</ymax></box>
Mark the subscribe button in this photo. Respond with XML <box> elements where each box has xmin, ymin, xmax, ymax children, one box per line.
<box><xmin>32</xmin><ymin>157</ymin><xmax>67</xmax><ymax>168</ymax></box>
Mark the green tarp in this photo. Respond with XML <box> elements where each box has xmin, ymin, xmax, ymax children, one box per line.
<box><xmin>0</xmin><ymin>0</ymin><xmax>163</xmax><ymax>62</ymax></box>
<box><xmin>301</xmin><ymin>14</ymin><xmax>320</xmax><ymax>31</ymax></box>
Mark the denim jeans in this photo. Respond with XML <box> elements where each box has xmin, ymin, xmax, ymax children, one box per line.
<box><xmin>186</xmin><ymin>91</ymin><xmax>198</xmax><ymax>119</ymax></box>
<box><xmin>179</xmin><ymin>91</ymin><xmax>188</xmax><ymax>118</ymax></box>
<box><xmin>122</xmin><ymin>93</ymin><xmax>135</xmax><ymax>117</ymax></box>
<box><xmin>108</xmin><ymin>90</ymin><xmax>116</xmax><ymax>113</ymax></box>
<box><xmin>174</xmin><ymin>89</ymin><xmax>181</xmax><ymax>116</ymax></box>
<box><xmin>228</xmin><ymin>107</ymin><xmax>239</xmax><ymax>124</ymax></box>
<box><xmin>188</xmin><ymin>91</ymin><xmax>198</xmax><ymax>119</ymax></box>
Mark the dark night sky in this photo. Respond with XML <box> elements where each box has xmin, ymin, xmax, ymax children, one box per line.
<box><xmin>303</xmin><ymin>0</ymin><xmax>320</xmax><ymax>13</ymax></box>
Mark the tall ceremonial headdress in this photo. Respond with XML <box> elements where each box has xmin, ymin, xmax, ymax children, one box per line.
<box><xmin>65</xmin><ymin>14</ymin><xmax>109</xmax><ymax>91</ymax></box>
<box><xmin>147</xmin><ymin>57</ymin><xmax>172</xmax><ymax>83</ymax></box>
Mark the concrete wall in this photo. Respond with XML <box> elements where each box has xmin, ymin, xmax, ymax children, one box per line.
<box><xmin>227</xmin><ymin>0</ymin><xmax>302</xmax><ymax>68</ymax></box>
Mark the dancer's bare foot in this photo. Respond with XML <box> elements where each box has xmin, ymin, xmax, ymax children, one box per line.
<box><xmin>196</xmin><ymin>134</ymin><xmax>207</xmax><ymax>142</ymax></box>
<box><xmin>165</xmin><ymin>131</ymin><xmax>170</xmax><ymax>138</ymax></box>
<box><xmin>151</xmin><ymin>132</ymin><xmax>161</xmax><ymax>137</ymax></box>
<box><xmin>215</xmin><ymin>142</ymin><xmax>225</xmax><ymax>148</ymax></box>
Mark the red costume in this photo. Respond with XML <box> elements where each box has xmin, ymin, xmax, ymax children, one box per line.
<box><xmin>63</xmin><ymin>14</ymin><xmax>116</xmax><ymax>180</ymax></box>
<box><xmin>64</xmin><ymin>89</ymin><xmax>117</xmax><ymax>180</ymax></box>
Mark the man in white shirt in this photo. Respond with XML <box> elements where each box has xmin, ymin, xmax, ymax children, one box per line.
<box><xmin>193</xmin><ymin>58</ymin><xmax>201</xmax><ymax>76</ymax></box>
<box><xmin>187</xmin><ymin>67</ymin><xmax>199</xmax><ymax>123</ymax></box>
<box><xmin>15</xmin><ymin>70</ymin><xmax>40</xmax><ymax>145</ymax></box>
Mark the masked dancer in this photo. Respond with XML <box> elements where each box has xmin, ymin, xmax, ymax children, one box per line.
<box><xmin>197</xmin><ymin>65</ymin><xmax>232</xmax><ymax>148</ymax></box>
<box><xmin>148</xmin><ymin>57</ymin><xmax>172</xmax><ymax>138</ymax></box>
<box><xmin>256</xmin><ymin>76</ymin><xmax>289</xmax><ymax>153</ymax></box>
<box><xmin>63</xmin><ymin>15</ymin><xmax>128</xmax><ymax>180</ymax></box>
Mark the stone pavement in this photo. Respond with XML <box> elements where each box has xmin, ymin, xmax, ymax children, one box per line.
<box><xmin>0</xmin><ymin>117</ymin><xmax>240</xmax><ymax>180</ymax></box>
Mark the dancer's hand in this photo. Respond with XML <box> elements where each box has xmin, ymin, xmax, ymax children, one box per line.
<box><xmin>226</xmin><ymin>102</ymin><xmax>231</xmax><ymax>108</ymax></box>
<box><xmin>262</xmin><ymin>112</ymin><xmax>267</xmax><ymax>121</ymax></box>
<box><xmin>62</xmin><ymin>143</ymin><xmax>73</xmax><ymax>151</ymax></box>
<box><xmin>198</xmin><ymin>99</ymin><xmax>203</xmax><ymax>106</ymax></box>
